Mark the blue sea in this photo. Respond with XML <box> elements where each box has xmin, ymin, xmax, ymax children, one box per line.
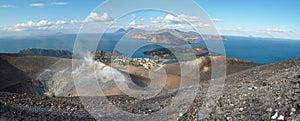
<box><xmin>1</xmin><ymin>34</ymin><xmax>300</xmax><ymax>64</ymax></box>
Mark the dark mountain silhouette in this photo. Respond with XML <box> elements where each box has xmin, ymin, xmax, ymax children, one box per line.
<box><xmin>18</xmin><ymin>48</ymin><xmax>73</xmax><ymax>58</ymax></box>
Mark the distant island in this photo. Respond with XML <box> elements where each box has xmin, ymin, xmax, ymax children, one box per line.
<box><xmin>143</xmin><ymin>46</ymin><xmax>215</xmax><ymax>59</ymax></box>
<box><xmin>116</xmin><ymin>28</ymin><xmax>226</xmax><ymax>44</ymax></box>
<box><xmin>18</xmin><ymin>48</ymin><xmax>73</xmax><ymax>59</ymax></box>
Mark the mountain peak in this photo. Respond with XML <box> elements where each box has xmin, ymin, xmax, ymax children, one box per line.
<box><xmin>115</xmin><ymin>28</ymin><xmax>126</xmax><ymax>34</ymax></box>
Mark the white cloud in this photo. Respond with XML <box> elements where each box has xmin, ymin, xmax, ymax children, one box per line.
<box><xmin>149</xmin><ymin>14</ymin><xmax>182</xmax><ymax>24</ymax></box>
<box><xmin>149</xmin><ymin>14</ymin><xmax>198</xmax><ymax>24</ymax></box>
<box><xmin>37</xmin><ymin>20</ymin><xmax>53</xmax><ymax>26</ymax></box>
<box><xmin>149</xmin><ymin>14</ymin><xmax>211</xmax><ymax>28</ymax></box>
<box><xmin>15</xmin><ymin>20</ymin><xmax>70</xmax><ymax>31</ymax></box>
<box><xmin>120</xmin><ymin>23</ymin><xmax>191</xmax><ymax>31</ymax></box>
<box><xmin>131</xmin><ymin>14</ymin><xmax>136</xmax><ymax>19</ymax></box>
<box><xmin>51</xmin><ymin>2</ymin><xmax>68</xmax><ymax>5</ymax></box>
<box><xmin>11</xmin><ymin>12</ymin><xmax>113</xmax><ymax>32</ymax></box>
<box><xmin>0</xmin><ymin>5</ymin><xmax>15</xmax><ymax>8</ymax></box>
<box><xmin>211</xmin><ymin>18</ymin><xmax>224</xmax><ymax>22</ymax></box>
<box><xmin>55</xmin><ymin>20</ymin><xmax>67</xmax><ymax>25</ymax></box>
<box><xmin>31</xmin><ymin>3</ymin><xmax>46</xmax><ymax>7</ymax></box>
<box><xmin>70</xmin><ymin>20</ymin><xmax>83</xmax><ymax>24</ymax></box>
<box><xmin>266</xmin><ymin>27</ymin><xmax>287</xmax><ymax>33</ymax></box>
<box><xmin>14</xmin><ymin>28</ymin><xmax>24</xmax><ymax>32</ymax></box>
<box><xmin>164</xmin><ymin>14</ymin><xmax>179</xmax><ymax>24</ymax></box>
<box><xmin>117</xmin><ymin>14</ymin><xmax>216</xmax><ymax>32</ymax></box>
<box><xmin>31</xmin><ymin>2</ymin><xmax>68</xmax><ymax>7</ymax></box>
<box><xmin>149</xmin><ymin>17</ymin><xmax>163</xmax><ymax>24</ymax></box>
<box><xmin>16</xmin><ymin>21</ymin><xmax>35</xmax><ymax>27</ymax></box>
<box><xmin>177</xmin><ymin>14</ymin><xmax>201</xmax><ymax>23</ymax></box>
<box><xmin>85</xmin><ymin>12</ymin><xmax>113</xmax><ymax>22</ymax></box>
<box><xmin>129</xmin><ymin>20</ymin><xmax>136</xmax><ymax>26</ymax></box>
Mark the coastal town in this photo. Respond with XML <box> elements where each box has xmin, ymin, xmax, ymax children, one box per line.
<box><xmin>93</xmin><ymin>46</ymin><xmax>212</xmax><ymax>70</ymax></box>
<box><xmin>94</xmin><ymin>50</ymin><xmax>160</xmax><ymax>69</ymax></box>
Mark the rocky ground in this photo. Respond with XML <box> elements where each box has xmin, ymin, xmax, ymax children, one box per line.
<box><xmin>179</xmin><ymin>59</ymin><xmax>300</xmax><ymax>121</ymax></box>
<box><xmin>0</xmin><ymin>57</ymin><xmax>299</xmax><ymax>120</ymax></box>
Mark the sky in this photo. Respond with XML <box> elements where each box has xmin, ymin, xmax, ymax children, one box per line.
<box><xmin>0</xmin><ymin>0</ymin><xmax>299</xmax><ymax>39</ymax></box>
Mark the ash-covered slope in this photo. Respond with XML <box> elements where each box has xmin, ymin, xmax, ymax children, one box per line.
<box><xmin>0</xmin><ymin>54</ymin><xmax>67</xmax><ymax>95</ymax></box>
<box><xmin>0</xmin><ymin>54</ymin><xmax>145</xmax><ymax>97</ymax></box>
<box><xmin>0</xmin><ymin>57</ymin><xmax>31</xmax><ymax>89</ymax></box>
<box><xmin>0</xmin><ymin>56</ymin><xmax>299</xmax><ymax>120</ymax></box>
<box><xmin>0</xmin><ymin>54</ymin><xmax>85</xmax><ymax>96</ymax></box>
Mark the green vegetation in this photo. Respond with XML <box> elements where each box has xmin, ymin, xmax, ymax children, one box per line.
<box><xmin>129</xmin><ymin>61</ymin><xmax>142</xmax><ymax>66</ymax></box>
